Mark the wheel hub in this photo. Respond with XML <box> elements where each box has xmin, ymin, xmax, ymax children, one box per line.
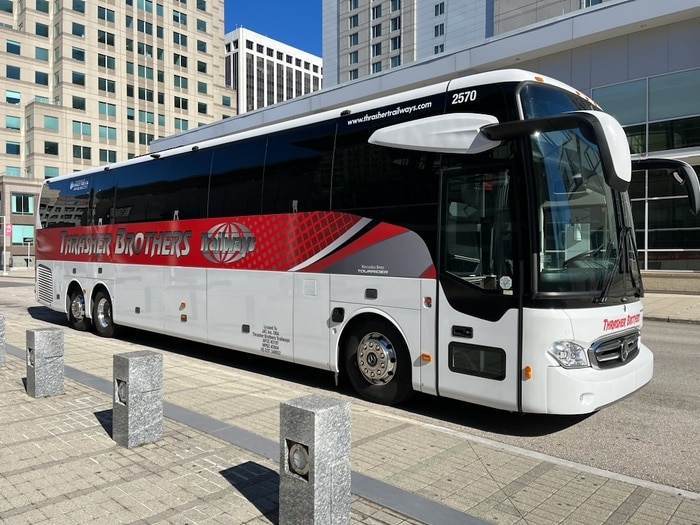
<box><xmin>95</xmin><ymin>298</ymin><xmax>111</xmax><ymax>329</ymax></box>
<box><xmin>357</xmin><ymin>332</ymin><xmax>396</xmax><ymax>385</ymax></box>
<box><xmin>70</xmin><ymin>295</ymin><xmax>85</xmax><ymax>321</ymax></box>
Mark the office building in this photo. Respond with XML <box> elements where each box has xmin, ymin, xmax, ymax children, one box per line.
<box><xmin>0</xmin><ymin>0</ymin><xmax>234</xmax><ymax>268</ymax></box>
<box><xmin>224</xmin><ymin>27</ymin><xmax>323</xmax><ymax>114</ymax></box>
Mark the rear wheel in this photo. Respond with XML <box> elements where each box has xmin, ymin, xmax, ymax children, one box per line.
<box><xmin>68</xmin><ymin>289</ymin><xmax>90</xmax><ymax>331</ymax></box>
<box><xmin>344</xmin><ymin>318</ymin><xmax>413</xmax><ymax>405</ymax></box>
<box><xmin>92</xmin><ymin>290</ymin><xmax>115</xmax><ymax>338</ymax></box>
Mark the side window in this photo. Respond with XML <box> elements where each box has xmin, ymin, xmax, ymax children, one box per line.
<box><xmin>92</xmin><ymin>170</ymin><xmax>117</xmax><ymax>226</ymax></box>
<box><xmin>40</xmin><ymin>176</ymin><xmax>92</xmax><ymax>228</ymax></box>
<box><xmin>208</xmin><ymin>138</ymin><xmax>266</xmax><ymax>218</ymax></box>
<box><xmin>262</xmin><ymin>122</ymin><xmax>335</xmax><ymax>214</ymax></box>
<box><xmin>441</xmin><ymin>157</ymin><xmax>515</xmax><ymax>292</ymax></box>
<box><xmin>154</xmin><ymin>150</ymin><xmax>213</xmax><ymax>221</ymax></box>
<box><xmin>115</xmin><ymin>160</ymin><xmax>166</xmax><ymax>223</ymax></box>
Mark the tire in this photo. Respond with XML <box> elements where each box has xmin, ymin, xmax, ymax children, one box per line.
<box><xmin>92</xmin><ymin>290</ymin><xmax>115</xmax><ymax>338</ymax></box>
<box><xmin>68</xmin><ymin>289</ymin><xmax>90</xmax><ymax>331</ymax></box>
<box><xmin>343</xmin><ymin>318</ymin><xmax>413</xmax><ymax>405</ymax></box>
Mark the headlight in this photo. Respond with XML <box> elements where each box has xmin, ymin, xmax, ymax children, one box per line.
<box><xmin>548</xmin><ymin>340</ymin><xmax>590</xmax><ymax>368</ymax></box>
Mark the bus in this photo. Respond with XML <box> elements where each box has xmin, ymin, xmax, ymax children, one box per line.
<box><xmin>35</xmin><ymin>69</ymin><xmax>700</xmax><ymax>414</ymax></box>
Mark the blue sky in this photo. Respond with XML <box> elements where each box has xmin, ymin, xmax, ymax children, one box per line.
<box><xmin>224</xmin><ymin>1</ymin><xmax>323</xmax><ymax>56</ymax></box>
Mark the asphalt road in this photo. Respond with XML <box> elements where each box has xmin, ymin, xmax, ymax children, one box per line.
<box><xmin>1</xmin><ymin>277</ymin><xmax>698</xmax><ymax>493</ymax></box>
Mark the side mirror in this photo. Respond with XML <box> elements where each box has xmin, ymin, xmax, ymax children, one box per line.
<box><xmin>631</xmin><ymin>158</ymin><xmax>700</xmax><ymax>215</ymax></box>
<box><xmin>368</xmin><ymin>113</ymin><xmax>501</xmax><ymax>154</ymax></box>
<box><xmin>482</xmin><ymin>110</ymin><xmax>632</xmax><ymax>192</ymax></box>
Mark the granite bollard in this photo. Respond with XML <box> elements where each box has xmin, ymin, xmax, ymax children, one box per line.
<box><xmin>279</xmin><ymin>394</ymin><xmax>351</xmax><ymax>525</ymax></box>
<box><xmin>113</xmin><ymin>350</ymin><xmax>163</xmax><ymax>448</ymax></box>
<box><xmin>26</xmin><ymin>328</ymin><xmax>64</xmax><ymax>397</ymax></box>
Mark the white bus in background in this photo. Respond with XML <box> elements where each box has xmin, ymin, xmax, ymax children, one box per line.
<box><xmin>35</xmin><ymin>69</ymin><xmax>700</xmax><ymax>414</ymax></box>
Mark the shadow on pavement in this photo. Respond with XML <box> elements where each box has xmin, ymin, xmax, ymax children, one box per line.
<box><xmin>220</xmin><ymin>462</ymin><xmax>279</xmax><ymax>524</ymax></box>
<box><xmin>26</xmin><ymin>305</ymin><xmax>591</xmax><ymax>438</ymax></box>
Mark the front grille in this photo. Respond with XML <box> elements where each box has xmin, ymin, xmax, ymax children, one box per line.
<box><xmin>36</xmin><ymin>264</ymin><xmax>54</xmax><ymax>305</ymax></box>
<box><xmin>588</xmin><ymin>329</ymin><xmax>640</xmax><ymax>369</ymax></box>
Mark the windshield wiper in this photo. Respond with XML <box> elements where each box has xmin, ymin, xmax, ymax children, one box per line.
<box><xmin>596</xmin><ymin>226</ymin><xmax>628</xmax><ymax>304</ymax></box>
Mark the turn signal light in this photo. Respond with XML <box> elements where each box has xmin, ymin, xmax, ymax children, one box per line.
<box><xmin>420</xmin><ymin>352</ymin><xmax>432</xmax><ymax>363</ymax></box>
<box><xmin>523</xmin><ymin>366</ymin><xmax>533</xmax><ymax>380</ymax></box>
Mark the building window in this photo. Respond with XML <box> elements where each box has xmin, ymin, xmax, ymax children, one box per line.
<box><xmin>197</xmin><ymin>81</ymin><xmax>207</xmax><ymax>94</ymax></box>
<box><xmin>174</xmin><ymin>54</ymin><xmax>188</xmax><ymax>67</ymax></box>
<box><xmin>435</xmin><ymin>2</ymin><xmax>445</xmax><ymax>16</ymax></box>
<box><xmin>174</xmin><ymin>118</ymin><xmax>188</xmax><ymax>131</ymax></box>
<box><xmin>99</xmin><ymin>101</ymin><xmax>117</xmax><ymax>117</ymax></box>
<box><xmin>72</xmin><ymin>47</ymin><xmax>85</xmax><ymax>61</ymax></box>
<box><xmin>391</xmin><ymin>36</ymin><xmax>401</xmax><ymax>50</ymax></box>
<box><xmin>372</xmin><ymin>43</ymin><xmax>382</xmax><ymax>57</ymax></box>
<box><xmin>97</xmin><ymin>6</ymin><xmax>115</xmax><ymax>23</ymax></box>
<box><xmin>98</xmin><ymin>54</ymin><xmax>116</xmax><ymax>69</ymax></box>
<box><xmin>222</xmin><ymin>95</ymin><xmax>231</xmax><ymax>107</ymax></box>
<box><xmin>174</xmin><ymin>75</ymin><xmax>188</xmax><ymax>89</ymax></box>
<box><xmin>99</xmin><ymin>125</ymin><xmax>117</xmax><ymax>139</ymax></box>
<box><xmin>349</xmin><ymin>69</ymin><xmax>358</xmax><ymax>81</ymax></box>
<box><xmin>138</xmin><ymin>87</ymin><xmax>153</xmax><ymax>101</ymax></box>
<box><xmin>348</xmin><ymin>33</ymin><xmax>358</xmax><ymax>46</ymax></box>
<box><xmin>434</xmin><ymin>23</ymin><xmax>444</xmax><ymax>37</ymax></box>
<box><xmin>372</xmin><ymin>5</ymin><xmax>382</xmax><ymax>19</ymax></box>
<box><xmin>372</xmin><ymin>24</ymin><xmax>382</xmax><ymax>38</ymax></box>
<box><xmin>391</xmin><ymin>0</ymin><xmax>401</xmax><ymax>11</ymax></box>
<box><xmin>434</xmin><ymin>44</ymin><xmax>444</xmax><ymax>54</ymax></box>
<box><xmin>372</xmin><ymin>61</ymin><xmax>382</xmax><ymax>74</ymax></box>
<box><xmin>349</xmin><ymin>14</ymin><xmax>359</xmax><ymax>29</ymax></box>
<box><xmin>198</xmin><ymin>102</ymin><xmax>207</xmax><ymax>114</ymax></box>
<box><xmin>73</xmin><ymin>145</ymin><xmax>92</xmax><ymax>160</ymax></box>
<box><xmin>197</xmin><ymin>40</ymin><xmax>206</xmax><ymax>53</ymax></box>
<box><xmin>72</xmin><ymin>0</ymin><xmax>85</xmax><ymax>13</ymax></box>
<box><xmin>5</xmin><ymin>116</ymin><xmax>20</xmax><ymax>130</ymax></box>
<box><xmin>99</xmin><ymin>78</ymin><xmax>116</xmax><ymax>93</ymax></box>
<box><xmin>349</xmin><ymin>0</ymin><xmax>358</xmax><ymax>10</ymax></box>
<box><xmin>72</xmin><ymin>71</ymin><xmax>86</xmax><ymax>86</ymax></box>
<box><xmin>174</xmin><ymin>96</ymin><xmax>188</xmax><ymax>110</ymax></box>
<box><xmin>36</xmin><ymin>23</ymin><xmax>49</xmax><ymax>38</ymax></box>
<box><xmin>36</xmin><ymin>47</ymin><xmax>49</xmax><ymax>61</ymax></box>
<box><xmin>6</xmin><ymin>40</ymin><xmax>20</xmax><ymax>55</ymax></box>
<box><xmin>391</xmin><ymin>17</ymin><xmax>401</xmax><ymax>31</ymax></box>
<box><xmin>44</xmin><ymin>116</ymin><xmax>59</xmax><ymax>130</ymax></box>
<box><xmin>197</xmin><ymin>0</ymin><xmax>206</xmax><ymax>11</ymax></box>
<box><xmin>45</xmin><ymin>166</ymin><xmax>60</xmax><ymax>178</ymax></box>
<box><xmin>5</xmin><ymin>166</ymin><xmax>21</xmax><ymax>177</ymax></box>
<box><xmin>1</xmin><ymin>0</ymin><xmax>13</xmax><ymax>13</ymax></box>
<box><xmin>72</xmin><ymin>96</ymin><xmax>86</xmax><ymax>110</ymax></box>
<box><xmin>391</xmin><ymin>55</ymin><xmax>401</xmax><ymax>68</ymax></box>
<box><xmin>173</xmin><ymin>32</ymin><xmax>187</xmax><ymax>46</ymax></box>
<box><xmin>44</xmin><ymin>141</ymin><xmax>59</xmax><ymax>155</ymax></box>
<box><xmin>6</xmin><ymin>65</ymin><xmax>20</xmax><ymax>80</ymax></box>
<box><xmin>98</xmin><ymin>30</ymin><xmax>115</xmax><ymax>46</ymax></box>
<box><xmin>197</xmin><ymin>61</ymin><xmax>207</xmax><ymax>73</ymax></box>
<box><xmin>197</xmin><ymin>19</ymin><xmax>207</xmax><ymax>32</ymax></box>
<box><xmin>349</xmin><ymin>51</ymin><xmax>358</xmax><ymax>65</ymax></box>
<box><xmin>72</xmin><ymin>120</ymin><xmax>91</xmax><ymax>136</ymax></box>
<box><xmin>72</xmin><ymin>23</ymin><xmax>85</xmax><ymax>37</ymax></box>
<box><xmin>173</xmin><ymin>10</ymin><xmax>187</xmax><ymax>25</ymax></box>
<box><xmin>11</xmin><ymin>194</ymin><xmax>35</xmax><ymax>215</ymax></box>
<box><xmin>6</xmin><ymin>141</ymin><xmax>20</xmax><ymax>155</ymax></box>
<box><xmin>35</xmin><ymin>71</ymin><xmax>49</xmax><ymax>85</ymax></box>
<box><xmin>99</xmin><ymin>149</ymin><xmax>117</xmax><ymax>163</ymax></box>
<box><xmin>138</xmin><ymin>110</ymin><xmax>154</xmax><ymax>124</ymax></box>
<box><xmin>6</xmin><ymin>90</ymin><xmax>21</xmax><ymax>105</ymax></box>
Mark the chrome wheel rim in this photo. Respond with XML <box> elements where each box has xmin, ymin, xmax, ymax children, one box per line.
<box><xmin>356</xmin><ymin>332</ymin><xmax>397</xmax><ymax>385</ymax></box>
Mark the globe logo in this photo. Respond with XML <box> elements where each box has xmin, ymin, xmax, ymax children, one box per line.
<box><xmin>200</xmin><ymin>222</ymin><xmax>256</xmax><ymax>264</ymax></box>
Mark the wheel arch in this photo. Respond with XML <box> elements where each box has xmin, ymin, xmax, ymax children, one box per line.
<box><xmin>335</xmin><ymin>308</ymin><xmax>411</xmax><ymax>375</ymax></box>
<box><xmin>66</xmin><ymin>279</ymin><xmax>87</xmax><ymax>317</ymax></box>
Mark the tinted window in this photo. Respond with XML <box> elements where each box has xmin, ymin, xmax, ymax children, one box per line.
<box><xmin>40</xmin><ymin>176</ymin><xmax>92</xmax><ymax>228</ymax></box>
<box><xmin>208</xmin><ymin>138</ymin><xmax>266</xmax><ymax>217</ymax></box>
<box><xmin>262</xmin><ymin>122</ymin><xmax>335</xmax><ymax>214</ymax></box>
<box><xmin>92</xmin><ymin>170</ymin><xmax>117</xmax><ymax>225</ymax></box>
<box><xmin>115</xmin><ymin>161</ymin><xmax>166</xmax><ymax>223</ymax></box>
<box><xmin>158</xmin><ymin>149</ymin><xmax>213</xmax><ymax>220</ymax></box>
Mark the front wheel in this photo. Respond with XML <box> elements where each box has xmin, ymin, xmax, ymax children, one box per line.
<box><xmin>343</xmin><ymin>319</ymin><xmax>413</xmax><ymax>405</ymax></box>
<box><xmin>68</xmin><ymin>290</ymin><xmax>90</xmax><ymax>331</ymax></box>
<box><xmin>92</xmin><ymin>290</ymin><xmax>115</xmax><ymax>338</ymax></box>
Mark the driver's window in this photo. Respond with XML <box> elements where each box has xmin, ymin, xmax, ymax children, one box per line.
<box><xmin>442</xmin><ymin>163</ymin><xmax>514</xmax><ymax>293</ymax></box>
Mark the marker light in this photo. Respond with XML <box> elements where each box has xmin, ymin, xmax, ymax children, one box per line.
<box><xmin>420</xmin><ymin>352</ymin><xmax>432</xmax><ymax>363</ymax></box>
<box><xmin>523</xmin><ymin>366</ymin><xmax>532</xmax><ymax>380</ymax></box>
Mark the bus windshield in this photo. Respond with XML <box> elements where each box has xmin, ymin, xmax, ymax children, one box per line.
<box><xmin>532</xmin><ymin>125</ymin><xmax>640</xmax><ymax>297</ymax></box>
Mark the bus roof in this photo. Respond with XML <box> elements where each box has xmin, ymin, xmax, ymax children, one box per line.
<box><xmin>45</xmin><ymin>69</ymin><xmax>588</xmax><ymax>184</ymax></box>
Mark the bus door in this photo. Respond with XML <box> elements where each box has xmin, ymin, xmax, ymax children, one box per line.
<box><xmin>436</xmin><ymin>162</ymin><xmax>521</xmax><ymax>411</ymax></box>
